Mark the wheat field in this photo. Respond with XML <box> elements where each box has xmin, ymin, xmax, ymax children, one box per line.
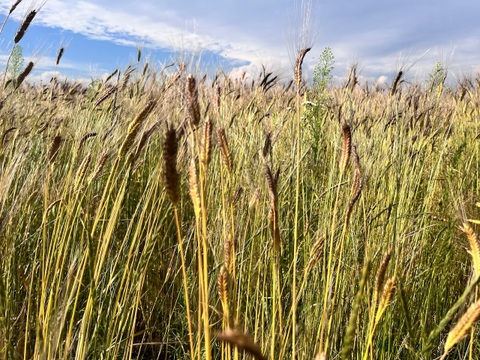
<box><xmin>1</xmin><ymin>5</ymin><xmax>480</xmax><ymax>360</ymax></box>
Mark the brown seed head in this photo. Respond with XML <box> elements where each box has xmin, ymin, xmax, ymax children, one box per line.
<box><xmin>15</xmin><ymin>61</ymin><xmax>34</xmax><ymax>89</ymax></box>
<box><xmin>78</xmin><ymin>132</ymin><xmax>98</xmax><ymax>150</ymax></box>
<box><xmin>14</xmin><ymin>10</ymin><xmax>36</xmax><ymax>43</ymax></box>
<box><xmin>56</xmin><ymin>47</ymin><xmax>64</xmax><ymax>65</ymax></box>
<box><xmin>216</xmin><ymin>329</ymin><xmax>266</xmax><ymax>360</ymax></box>
<box><xmin>217</xmin><ymin>128</ymin><xmax>233</xmax><ymax>174</ymax></box>
<box><xmin>186</xmin><ymin>74</ymin><xmax>201</xmax><ymax>127</ymax></box>
<box><xmin>9</xmin><ymin>0</ymin><xmax>23</xmax><ymax>15</ymax></box>
<box><xmin>163</xmin><ymin>125</ymin><xmax>180</xmax><ymax>205</ymax></box>
<box><xmin>294</xmin><ymin>47</ymin><xmax>311</xmax><ymax>89</ymax></box>
<box><xmin>340</xmin><ymin>121</ymin><xmax>352</xmax><ymax>174</ymax></box>
<box><xmin>48</xmin><ymin>135</ymin><xmax>62</xmax><ymax>163</ymax></box>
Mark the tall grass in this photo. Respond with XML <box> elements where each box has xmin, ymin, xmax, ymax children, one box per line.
<box><xmin>1</xmin><ymin>9</ymin><xmax>480</xmax><ymax>360</ymax></box>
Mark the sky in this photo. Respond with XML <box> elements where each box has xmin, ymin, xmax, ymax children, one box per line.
<box><xmin>0</xmin><ymin>0</ymin><xmax>479</xmax><ymax>86</ymax></box>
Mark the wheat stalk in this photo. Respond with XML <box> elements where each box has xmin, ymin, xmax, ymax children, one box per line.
<box><xmin>163</xmin><ymin>124</ymin><xmax>180</xmax><ymax>205</ymax></box>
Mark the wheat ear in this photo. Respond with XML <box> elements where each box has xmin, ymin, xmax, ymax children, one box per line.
<box><xmin>163</xmin><ymin>124</ymin><xmax>180</xmax><ymax>205</ymax></box>
<box><xmin>216</xmin><ymin>329</ymin><xmax>266</xmax><ymax>360</ymax></box>
<box><xmin>14</xmin><ymin>10</ymin><xmax>36</xmax><ymax>43</ymax></box>
<box><xmin>443</xmin><ymin>300</ymin><xmax>480</xmax><ymax>356</ymax></box>
<box><xmin>460</xmin><ymin>222</ymin><xmax>480</xmax><ymax>276</ymax></box>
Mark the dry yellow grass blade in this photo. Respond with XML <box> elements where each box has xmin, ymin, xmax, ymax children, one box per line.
<box><xmin>216</xmin><ymin>328</ymin><xmax>266</xmax><ymax>360</ymax></box>
<box><xmin>443</xmin><ymin>300</ymin><xmax>480</xmax><ymax>356</ymax></box>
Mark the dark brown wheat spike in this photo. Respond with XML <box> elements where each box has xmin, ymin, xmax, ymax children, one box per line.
<box><xmin>390</xmin><ymin>70</ymin><xmax>404</xmax><ymax>96</ymax></box>
<box><xmin>294</xmin><ymin>47</ymin><xmax>311</xmax><ymax>89</ymax></box>
<box><xmin>165</xmin><ymin>62</ymin><xmax>185</xmax><ymax>90</ymax></box>
<box><xmin>262</xmin><ymin>132</ymin><xmax>272</xmax><ymax>159</ymax></box>
<box><xmin>213</xmin><ymin>84</ymin><xmax>221</xmax><ymax>115</ymax></box>
<box><xmin>186</xmin><ymin>74</ymin><xmax>201</xmax><ymax>127</ymax></box>
<box><xmin>163</xmin><ymin>124</ymin><xmax>180</xmax><ymax>205</ymax></box>
<box><xmin>15</xmin><ymin>61</ymin><xmax>34</xmax><ymax>89</ymax></box>
<box><xmin>9</xmin><ymin>0</ymin><xmax>23</xmax><ymax>15</ymax></box>
<box><xmin>216</xmin><ymin>329</ymin><xmax>266</xmax><ymax>360</ymax></box>
<box><xmin>105</xmin><ymin>69</ymin><xmax>119</xmax><ymax>83</ymax></box>
<box><xmin>14</xmin><ymin>9</ymin><xmax>36</xmax><ymax>43</ymax></box>
<box><xmin>78</xmin><ymin>132</ymin><xmax>98</xmax><ymax>150</ymax></box>
<box><xmin>48</xmin><ymin>135</ymin><xmax>62</xmax><ymax>163</ymax></box>
<box><xmin>56</xmin><ymin>47</ymin><xmax>64</xmax><ymax>65</ymax></box>
<box><xmin>95</xmin><ymin>85</ymin><xmax>117</xmax><ymax>107</ymax></box>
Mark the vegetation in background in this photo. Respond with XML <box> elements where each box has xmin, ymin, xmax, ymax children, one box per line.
<box><xmin>0</xmin><ymin>2</ymin><xmax>480</xmax><ymax>360</ymax></box>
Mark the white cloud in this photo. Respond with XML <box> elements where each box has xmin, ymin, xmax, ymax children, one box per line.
<box><xmin>2</xmin><ymin>0</ymin><xmax>480</xmax><ymax>82</ymax></box>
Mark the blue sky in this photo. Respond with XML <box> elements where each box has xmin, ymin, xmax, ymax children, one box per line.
<box><xmin>0</xmin><ymin>0</ymin><xmax>479</xmax><ymax>86</ymax></box>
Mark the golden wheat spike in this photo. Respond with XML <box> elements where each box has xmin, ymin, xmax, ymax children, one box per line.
<box><xmin>188</xmin><ymin>159</ymin><xmax>201</xmax><ymax>218</ymax></box>
<box><xmin>74</xmin><ymin>154</ymin><xmax>91</xmax><ymax>189</ymax></box>
<box><xmin>216</xmin><ymin>328</ymin><xmax>266</xmax><ymax>360</ymax></box>
<box><xmin>200</xmin><ymin>119</ymin><xmax>212</xmax><ymax>167</ymax></box>
<box><xmin>460</xmin><ymin>222</ymin><xmax>480</xmax><ymax>276</ymax></box>
<box><xmin>375</xmin><ymin>276</ymin><xmax>396</xmax><ymax>323</ymax></box>
<box><xmin>217</xmin><ymin>265</ymin><xmax>229</xmax><ymax>322</ymax></box>
<box><xmin>443</xmin><ymin>300</ymin><xmax>480</xmax><ymax>355</ymax></box>
<box><xmin>375</xmin><ymin>250</ymin><xmax>392</xmax><ymax>297</ymax></box>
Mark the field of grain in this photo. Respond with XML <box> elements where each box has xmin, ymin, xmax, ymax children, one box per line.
<box><xmin>1</xmin><ymin>5</ymin><xmax>480</xmax><ymax>360</ymax></box>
